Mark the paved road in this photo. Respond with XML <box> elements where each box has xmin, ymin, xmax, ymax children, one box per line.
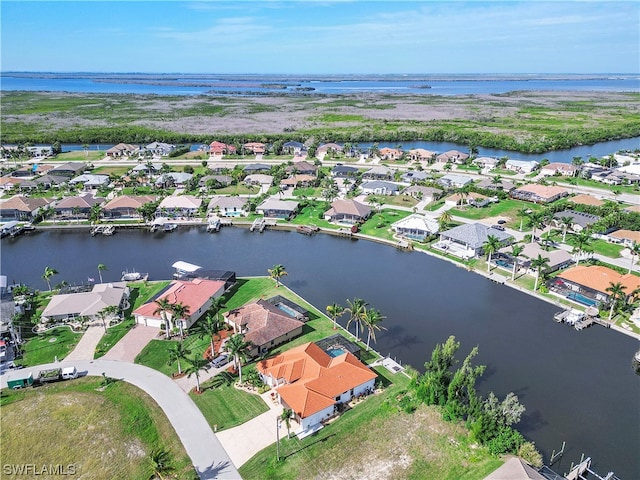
<box><xmin>1</xmin><ymin>360</ymin><xmax>241</xmax><ymax>480</ymax></box>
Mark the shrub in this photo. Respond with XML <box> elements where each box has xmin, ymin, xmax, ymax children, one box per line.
<box><xmin>486</xmin><ymin>427</ymin><xmax>524</xmax><ymax>455</ymax></box>
<box><xmin>518</xmin><ymin>442</ymin><xmax>543</xmax><ymax>468</ymax></box>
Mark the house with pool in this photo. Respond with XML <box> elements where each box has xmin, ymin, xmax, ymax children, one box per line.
<box><xmin>549</xmin><ymin>265</ymin><xmax>640</xmax><ymax>307</ymax></box>
<box><xmin>391</xmin><ymin>214</ymin><xmax>439</xmax><ymax>242</ymax></box>
<box><xmin>257</xmin><ymin>341</ymin><xmax>377</xmax><ymax>438</ymax></box>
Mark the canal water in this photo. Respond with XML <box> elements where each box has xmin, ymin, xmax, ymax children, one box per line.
<box><xmin>2</xmin><ymin>227</ymin><xmax>639</xmax><ymax>478</ymax></box>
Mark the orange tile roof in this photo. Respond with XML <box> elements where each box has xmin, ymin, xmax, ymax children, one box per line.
<box><xmin>133</xmin><ymin>278</ymin><xmax>225</xmax><ymax>319</ymax></box>
<box><xmin>257</xmin><ymin>342</ymin><xmax>377</xmax><ymax>418</ymax></box>
<box><xmin>569</xmin><ymin>194</ymin><xmax>604</xmax><ymax>207</ymax></box>
<box><xmin>514</xmin><ymin>184</ymin><xmax>568</xmax><ymax>198</ymax></box>
<box><xmin>609</xmin><ymin>230</ymin><xmax>640</xmax><ymax>243</ymax></box>
<box><xmin>558</xmin><ymin>265</ymin><xmax>640</xmax><ymax>295</ymax></box>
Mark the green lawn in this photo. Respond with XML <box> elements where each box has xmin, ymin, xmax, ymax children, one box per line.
<box><xmin>1</xmin><ymin>377</ymin><xmax>195</xmax><ymax>479</ymax></box>
<box><xmin>92</xmin><ymin>166</ymin><xmax>130</xmax><ymax>176</ymax></box>
<box><xmin>555</xmin><ymin>177</ymin><xmax>639</xmax><ymax>195</ymax></box>
<box><xmin>135</xmin><ymin>339</ymin><xmax>181</xmax><ymax>376</ymax></box>
<box><xmin>17</xmin><ymin>326</ymin><xmax>82</xmax><ymax>367</ymax></box>
<box><xmin>213</xmin><ymin>185</ymin><xmax>259</xmax><ymax>195</ymax></box>
<box><xmin>589</xmin><ymin>239</ymin><xmax>624</xmax><ymax>258</ymax></box>
<box><xmin>189</xmin><ymin>381</ymin><xmax>269</xmax><ymax>431</ymax></box>
<box><xmin>55</xmin><ymin>150</ymin><xmax>105</xmax><ymax>161</ymax></box>
<box><xmin>382</xmin><ymin>194</ymin><xmax>419</xmax><ymax>208</ymax></box>
<box><xmin>359</xmin><ymin>209</ymin><xmax>411</xmax><ymax>241</ymax></box>
<box><xmin>450</xmin><ymin>199</ymin><xmax>543</xmax><ymax>230</ymax></box>
<box><xmin>289</xmin><ymin>204</ymin><xmax>339</xmax><ymax>229</ymax></box>
<box><xmin>292</xmin><ymin>187</ymin><xmax>322</xmax><ymax>198</ymax></box>
<box><xmin>239</xmin><ymin>382</ymin><xmax>502</xmax><ymax>480</ymax></box>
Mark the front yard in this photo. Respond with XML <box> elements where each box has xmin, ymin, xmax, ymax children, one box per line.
<box><xmin>17</xmin><ymin>326</ymin><xmax>81</xmax><ymax>366</ymax></box>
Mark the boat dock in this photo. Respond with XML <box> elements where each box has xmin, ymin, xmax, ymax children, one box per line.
<box><xmin>1</xmin><ymin>221</ymin><xmax>35</xmax><ymax>238</ymax></box>
<box><xmin>90</xmin><ymin>224</ymin><xmax>115</xmax><ymax>236</ymax></box>
<box><xmin>553</xmin><ymin>307</ymin><xmax>606</xmax><ymax>331</ymax></box>
<box><xmin>207</xmin><ymin>217</ymin><xmax>221</xmax><ymax>232</ymax></box>
<box><xmin>249</xmin><ymin>218</ymin><xmax>277</xmax><ymax>233</ymax></box>
<box><xmin>296</xmin><ymin>225</ymin><xmax>319</xmax><ymax>236</ymax></box>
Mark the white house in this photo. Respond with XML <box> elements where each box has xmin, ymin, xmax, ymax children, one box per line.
<box><xmin>207</xmin><ymin>196</ymin><xmax>248</xmax><ymax>217</ymax></box>
<box><xmin>157</xmin><ymin>195</ymin><xmax>202</xmax><ymax>217</ymax></box>
<box><xmin>391</xmin><ymin>214</ymin><xmax>439</xmax><ymax>241</ymax></box>
<box><xmin>505</xmin><ymin>159</ymin><xmax>539</xmax><ymax>174</ymax></box>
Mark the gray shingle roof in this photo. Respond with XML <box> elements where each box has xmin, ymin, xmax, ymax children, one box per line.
<box><xmin>441</xmin><ymin>223</ymin><xmax>513</xmax><ymax>249</ymax></box>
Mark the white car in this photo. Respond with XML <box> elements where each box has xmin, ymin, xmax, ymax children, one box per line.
<box><xmin>211</xmin><ymin>354</ymin><xmax>229</xmax><ymax>368</ymax></box>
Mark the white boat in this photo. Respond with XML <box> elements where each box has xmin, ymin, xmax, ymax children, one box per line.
<box><xmin>163</xmin><ymin>223</ymin><xmax>177</xmax><ymax>232</ymax></box>
<box><xmin>121</xmin><ymin>270</ymin><xmax>148</xmax><ymax>282</ymax></box>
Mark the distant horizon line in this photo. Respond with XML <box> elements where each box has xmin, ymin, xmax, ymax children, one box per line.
<box><xmin>2</xmin><ymin>71</ymin><xmax>638</xmax><ymax>76</ymax></box>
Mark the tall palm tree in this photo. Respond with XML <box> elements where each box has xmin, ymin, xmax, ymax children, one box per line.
<box><xmin>510</xmin><ymin>244</ymin><xmax>524</xmax><ymax>281</ymax></box>
<box><xmin>170</xmin><ymin>302</ymin><xmax>190</xmax><ymax>338</ymax></box>
<box><xmin>200</xmin><ymin>313</ymin><xmax>224</xmax><ymax>359</ymax></box>
<box><xmin>362</xmin><ymin>308</ymin><xmax>387</xmax><ymax>351</ymax></box>
<box><xmin>154</xmin><ymin>298</ymin><xmax>173</xmax><ymax>338</ymax></box>
<box><xmin>97</xmin><ymin>263</ymin><xmax>107</xmax><ymax>283</ymax></box>
<box><xmin>531</xmin><ymin>254</ymin><xmax>550</xmax><ymax>292</ymax></box>
<box><xmin>559</xmin><ymin>216</ymin><xmax>573</xmax><ymax>243</ymax></box>
<box><xmin>168</xmin><ymin>341</ymin><xmax>191</xmax><ymax>375</ymax></box>
<box><xmin>326</xmin><ymin>303</ymin><xmax>345</xmax><ymax>330</ymax></box>
<box><xmin>281</xmin><ymin>408</ymin><xmax>293</xmax><ymax>439</ymax></box>
<box><xmin>42</xmin><ymin>266</ymin><xmax>58</xmax><ymax>291</ymax></box>
<box><xmin>72</xmin><ymin>206</ymin><xmax>81</xmax><ymax>224</ymax></box>
<box><xmin>268</xmin><ymin>264</ymin><xmax>288</xmax><ymax>288</ymax></box>
<box><xmin>346</xmin><ymin>298</ymin><xmax>368</xmax><ymax>341</ymax></box>
<box><xmin>628</xmin><ymin>241</ymin><xmax>640</xmax><ymax>274</ymax></box>
<box><xmin>483</xmin><ymin>235</ymin><xmax>501</xmax><ymax>272</ymax></box>
<box><xmin>97</xmin><ymin>304</ymin><xmax>119</xmax><ymax>333</ymax></box>
<box><xmin>185</xmin><ymin>355</ymin><xmax>210</xmax><ymax>393</ymax></box>
<box><xmin>225</xmin><ymin>333</ymin><xmax>251</xmax><ymax>384</ymax></box>
<box><xmin>437</xmin><ymin>210</ymin><xmax>452</xmax><ymax>231</ymax></box>
<box><xmin>605</xmin><ymin>282</ymin><xmax>627</xmax><ymax>322</ymax></box>
<box><xmin>571</xmin><ymin>231</ymin><xmax>593</xmax><ymax>264</ymax></box>
<box><xmin>517</xmin><ymin>207</ymin><xmax>529</xmax><ymax>232</ymax></box>
<box><xmin>527</xmin><ymin>212</ymin><xmax>545</xmax><ymax>243</ymax></box>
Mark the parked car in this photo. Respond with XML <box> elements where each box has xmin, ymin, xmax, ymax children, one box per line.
<box><xmin>211</xmin><ymin>354</ymin><xmax>229</xmax><ymax>368</ymax></box>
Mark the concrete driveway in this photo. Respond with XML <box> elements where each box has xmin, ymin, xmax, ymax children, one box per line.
<box><xmin>102</xmin><ymin>324</ymin><xmax>159</xmax><ymax>362</ymax></box>
<box><xmin>1</xmin><ymin>360</ymin><xmax>240</xmax><ymax>480</ymax></box>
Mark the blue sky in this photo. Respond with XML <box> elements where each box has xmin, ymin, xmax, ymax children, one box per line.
<box><xmin>1</xmin><ymin>1</ymin><xmax>638</xmax><ymax>74</ymax></box>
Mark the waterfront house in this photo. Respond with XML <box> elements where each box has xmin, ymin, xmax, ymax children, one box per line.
<box><xmin>256</xmin><ymin>199</ymin><xmax>299</xmax><ymax>219</ymax></box>
<box><xmin>280</xmin><ymin>174</ymin><xmax>317</xmax><ymax>189</ymax></box>
<box><xmin>552</xmin><ymin>265</ymin><xmax>640</xmax><ymax>306</ymax></box>
<box><xmin>207</xmin><ymin>196</ymin><xmax>248</xmax><ymax>217</ymax></box>
<box><xmin>408</xmin><ymin>149</ymin><xmax>436</xmax><ymax>163</ymax></box>
<box><xmin>552</xmin><ymin>210</ymin><xmax>601</xmax><ymax>233</ymax></box>
<box><xmin>484</xmin><ymin>457</ymin><xmax>547</xmax><ymax>480</ymax></box>
<box><xmin>568</xmin><ymin>194</ymin><xmax>604</xmax><ymax>207</ymax></box>
<box><xmin>106</xmin><ymin>143</ymin><xmax>139</xmax><ymax>158</ymax></box>
<box><xmin>316</xmin><ymin>143</ymin><xmax>344</xmax><ymax>155</ymax></box>
<box><xmin>286</xmin><ymin>161</ymin><xmax>316</xmax><ymax>175</ymax></box>
<box><xmin>436</xmin><ymin>150</ymin><xmax>469</xmax><ymax>164</ymax></box>
<box><xmin>362</xmin><ymin>165</ymin><xmax>394</xmax><ymax>181</ymax></box>
<box><xmin>473</xmin><ymin>157</ymin><xmax>499</xmax><ymax>170</ymax></box>
<box><xmin>378</xmin><ymin>147</ymin><xmax>403</xmax><ymax>161</ymax></box>
<box><xmin>225</xmin><ymin>300</ymin><xmax>305</xmax><ymax>357</ymax></box>
<box><xmin>242</xmin><ymin>142</ymin><xmax>266</xmax><ymax>154</ymax></box>
<box><xmin>41</xmin><ymin>282</ymin><xmax>129</xmax><ymax>324</ymax></box>
<box><xmin>510</xmin><ymin>184</ymin><xmax>568</xmax><ymax>204</ymax></box>
<box><xmin>103</xmin><ymin>195</ymin><xmax>157</xmax><ymax>219</ymax></box>
<box><xmin>143</xmin><ymin>142</ymin><xmax>175</xmax><ymax>156</ymax></box>
<box><xmin>505</xmin><ymin>159</ymin><xmax>539</xmax><ymax>174</ymax></box>
<box><xmin>606</xmin><ymin>229</ymin><xmax>640</xmax><ymax>248</ymax></box>
<box><xmin>283</xmin><ymin>141</ymin><xmax>305</xmax><ymax>155</ymax></box>
<box><xmin>0</xmin><ymin>195</ymin><xmax>51</xmax><ymax>222</ymax></box>
<box><xmin>401</xmin><ymin>185</ymin><xmax>441</xmax><ymax>203</ymax></box>
<box><xmin>331</xmin><ymin>165</ymin><xmax>360</xmax><ymax>178</ymax></box>
<box><xmin>133</xmin><ymin>278</ymin><xmax>226</xmax><ymax>330</ymax></box>
<box><xmin>50</xmin><ymin>162</ymin><xmax>87</xmax><ymax>178</ymax></box>
<box><xmin>360</xmin><ymin>180</ymin><xmax>400</xmax><ymax>196</ymax></box>
<box><xmin>69</xmin><ymin>174</ymin><xmax>110</xmax><ymax>190</ymax></box>
<box><xmin>54</xmin><ymin>194</ymin><xmax>104</xmax><ymax>220</ymax></box>
<box><xmin>244</xmin><ymin>174</ymin><xmax>274</xmax><ymax>187</ymax></box>
<box><xmin>209</xmin><ymin>141</ymin><xmax>236</xmax><ymax>156</ymax></box>
<box><xmin>498</xmin><ymin>243</ymin><xmax>572</xmax><ymax>274</ymax></box>
<box><xmin>436</xmin><ymin>223</ymin><xmax>513</xmax><ymax>258</ymax></box>
<box><xmin>324</xmin><ymin>199</ymin><xmax>371</xmax><ymax>224</ymax></box>
<box><xmin>155</xmin><ymin>172</ymin><xmax>192</xmax><ymax>188</ymax></box>
<box><xmin>26</xmin><ymin>146</ymin><xmax>54</xmax><ymax>158</ymax></box>
<box><xmin>540</xmin><ymin>162</ymin><xmax>579</xmax><ymax>177</ymax></box>
<box><xmin>257</xmin><ymin>342</ymin><xmax>377</xmax><ymax>438</ymax></box>
<box><xmin>157</xmin><ymin>195</ymin><xmax>202</xmax><ymax>217</ymax></box>
<box><xmin>391</xmin><ymin>214</ymin><xmax>439</xmax><ymax>241</ymax></box>
<box><xmin>243</xmin><ymin>163</ymin><xmax>271</xmax><ymax>174</ymax></box>
<box><xmin>437</xmin><ymin>173</ymin><xmax>475</xmax><ymax>189</ymax></box>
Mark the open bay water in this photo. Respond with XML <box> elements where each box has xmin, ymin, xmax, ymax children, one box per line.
<box><xmin>2</xmin><ymin>227</ymin><xmax>639</xmax><ymax>478</ymax></box>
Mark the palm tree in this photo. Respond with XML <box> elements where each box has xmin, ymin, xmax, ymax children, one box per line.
<box><xmin>326</xmin><ymin>303</ymin><xmax>345</xmax><ymax>330</ymax></box>
<box><xmin>362</xmin><ymin>308</ymin><xmax>387</xmax><ymax>351</ymax></box>
<box><xmin>200</xmin><ymin>313</ymin><xmax>224</xmax><ymax>360</ymax></box>
<box><xmin>89</xmin><ymin>203</ymin><xmax>102</xmax><ymax>224</ymax></box>
<box><xmin>168</xmin><ymin>341</ymin><xmax>191</xmax><ymax>375</ymax></box>
<box><xmin>225</xmin><ymin>333</ymin><xmax>251</xmax><ymax>384</ymax></box>
<box><xmin>628</xmin><ymin>241</ymin><xmax>640</xmax><ymax>274</ymax></box>
<box><xmin>97</xmin><ymin>263</ymin><xmax>107</xmax><ymax>283</ymax></box>
<box><xmin>437</xmin><ymin>210</ymin><xmax>452</xmax><ymax>231</ymax></box>
<box><xmin>531</xmin><ymin>254</ymin><xmax>550</xmax><ymax>292</ymax></box>
<box><xmin>42</xmin><ymin>266</ymin><xmax>58</xmax><ymax>291</ymax></box>
<box><xmin>346</xmin><ymin>298</ymin><xmax>368</xmax><ymax>341</ymax></box>
<box><xmin>268</xmin><ymin>264</ymin><xmax>288</xmax><ymax>288</ymax></box>
<box><xmin>184</xmin><ymin>355</ymin><xmax>210</xmax><ymax>393</ymax></box>
<box><xmin>559</xmin><ymin>216</ymin><xmax>573</xmax><ymax>243</ymax></box>
<box><xmin>97</xmin><ymin>305</ymin><xmax>119</xmax><ymax>333</ymax></box>
<box><xmin>281</xmin><ymin>408</ymin><xmax>293</xmax><ymax>439</ymax></box>
<box><xmin>483</xmin><ymin>235</ymin><xmax>501</xmax><ymax>272</ymax></box>
<box><xmin>153</xmin><ymin>298</ymin><xmax>173</xmax><ymax>338</ymax></box>
<box><xmin>149</xmin><ymin>448</ymin><xmax>173</xmax><ymax>480</ymax></box>
<box><xmin>517</xmin><ymin>207</ymin><xmax>529</xmax><ymax>232</ymax></box>
<box><xmin>571</xmin><ymin>231</ymin><xmax>593</xmax><ymax>264</ymax></box>
<box><xmin>605</xmin><ymin>282</ymin><xmax>627</xmax><ymax>322</ymax></box>
<box><xmin>170</xmin><ymin>302</ymin><xmax>190</xmax><ymax>338</ymax></box>
<box><xmin>510</xmin><ymin>244</ymin><xmax>524</xmax><ymax>281</ymax></box>
<box><xmin>72</xmin><ymin>206</ymin><xmax>81</xmax><ymax>224</ymax></box>
<box><xmin>527</xmin><ymin>212</ymin><xmax>545</xmax><ymax>243</ymax></box>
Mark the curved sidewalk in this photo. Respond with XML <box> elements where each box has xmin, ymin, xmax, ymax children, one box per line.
<box><xmin>0</xmin><ymin>360</ymin><xmax>240</xmax><ymax>480</ymax></box>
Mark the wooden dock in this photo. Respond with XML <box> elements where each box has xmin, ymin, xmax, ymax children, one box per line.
<box><xmin>90</xmin><ymin>224</ymin><xmax>115</xmax><ymax>236</ymax></box>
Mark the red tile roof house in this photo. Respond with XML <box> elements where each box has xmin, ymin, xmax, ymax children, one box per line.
<box><xmin>408</xmin><ymin>149</ymin><xmax>436</xmax><ymax>163</ymax></box>
<box><xmin>510</xmin><ymin>184</ymin><xmax>569</xmax><ymax>204</ymax></box>
<box><xmin>243</xmin><ymin>142</ymin><xmax>266</xmax><ymax>154</ymax></box>
<box><xmin>324</xmin><ymin>199</ymin><xmax>372</xmax><ymax>224</ymax></box>
<box><xmin>551</xmin><ymin>265</ymin><xmax>640</xmax><ymax>306</ymax></box>
<box><xmin>436</xmin><ymin>150</ymin><xmax>469</xmax><ymax>164</ymax></box>
<box><xmin>133</xmin><ymin>278</ymin><xmax>226</xmax><ymax>330</ymax></box>
<box><xmin>540</xmin><ymin>162</ymin><xmax>579</xmax><ymax>177</ymax></box>
<box><xmin>224</xmin><ymin>300</ymin><xmax>305</xmax><ymax>357</ymax></box>
<box><xmin>257</xmin><ymin>342</ymin><xmax>377</xmax><ymax>438</ymax></box>
<box><xmin>102</xmin><ymin>195</ymin><xmax>157</xmax><ymax>219</ymax></box>
<box><xmin>209</xmin><ymin>141</ymin><xmax>236</xmax><ymax>156</ymax></box>
<box><xmin>378</xmin><ymin>147</ymin><xmax>403</xmax><ymax>161</ymax></box>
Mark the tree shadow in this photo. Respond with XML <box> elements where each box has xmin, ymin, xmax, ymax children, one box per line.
<box><xmin>197</xmin><ymin>460</ymin><xmax>234</xmax><ymax>479</ymax></box>
<box><xmin>283</xmin><ymin>433</ymin><xmax>336</xmax><ymax>460</ymax></box>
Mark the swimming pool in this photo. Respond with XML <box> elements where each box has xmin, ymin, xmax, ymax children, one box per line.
<box><xmin>326</xmin><ymin>347</ymin><xmax>347</xmax><ymax>358</ymax></box>
<box><xmin>276</xmin><ymin>303</ymin><xmax>300</xmax><ymax>318</ymax></box>
<box><xmin>567</xmin><ymin>292</ymin><xmax>599</xmax><ymax>307</ymax></box>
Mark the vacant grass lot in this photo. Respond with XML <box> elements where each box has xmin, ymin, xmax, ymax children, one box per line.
<box><xmin>18</xmin><ymin>326</ymin><xmax>81</xmax><ymax>366</ymax></box>
<box><xmin>0</xmin><ymin>377</ymin><xmax>195</xmax><ymax>480</ymax></box>
<box><xmin>450</xmin><ymin>199</ymin><xmax>544</xmax><ymax>230</ymax></box>
<box><xmin>586</xmin><ymin>239</ymin><xmax>624</xmax><ymax>258</ymax></box>
<box><xmin>239</xmin><ymin>379</ymin><xmax>502</xmax><ymax>480</ymax></box>
<box><xmin>189</xmin><ymin>382</ymin><xmax>268</xmax><ymax>431</ymax></box>
<box><xmin>360</xmin><ymin>210</ymin><xmax>412</xmax><ymax>240</ymax></box>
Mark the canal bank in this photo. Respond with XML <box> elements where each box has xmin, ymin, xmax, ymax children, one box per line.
<box><xmin>2</xmin><ymin>228</ymin><xmax>639</xmax><ymax>477</ymax></box>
